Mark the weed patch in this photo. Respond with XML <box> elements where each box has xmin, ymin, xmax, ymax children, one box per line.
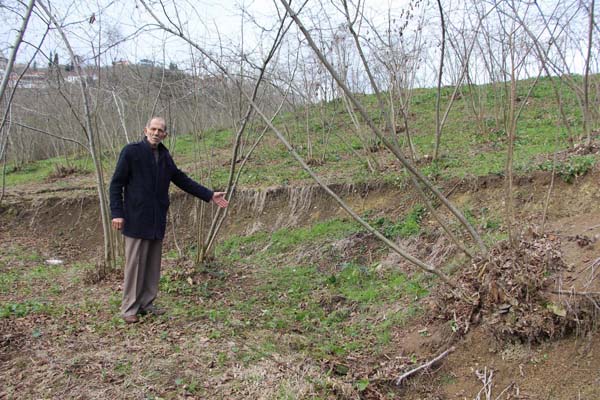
<box><xmin>0</xmin><ymin>300</ymin><xmax>60</xmax><ymax>318</ymax></box>
<box><xmin>370</xmin><ymin>205</ymin><xmax>425</xmax><ymax>239</ymax></box>
<box><xmin>538</xmin><ymin>154</ymin><xmax>596</xmax><ymax>183</ymax></box>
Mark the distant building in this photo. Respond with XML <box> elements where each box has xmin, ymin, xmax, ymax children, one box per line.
<box><xmin>8</xmin><ymin>70</ymin><xmax>47</xmax><ymax>89</ymax></box>
<box><xmin>138</xmin><ymin>59</ymin><xmax>155</xmax><ymax>66</ymax></box>
<box><xmin>62</xmin><ymin>69</ymin><xmax>98</xmax><ymax>84</ymax></box>
<box><xmin>5</xmin><ymin>67</ymin><xmax>98</xmax><ymax>90</ymax></box>
<box><xmin>112</xmin><ymin>59</ymin><xmax>129</xmax><ymax>66</ymax></box>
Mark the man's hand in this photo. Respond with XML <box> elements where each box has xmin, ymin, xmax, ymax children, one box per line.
<box><xmin>112</xmin><ymin>218</ymin><xmax>124</xmax><ymax>230</ymax></box>
<box><xmin>211</xmin><ymin>192</ymin><xmax>229</xmax><ymax>208</ymax></box>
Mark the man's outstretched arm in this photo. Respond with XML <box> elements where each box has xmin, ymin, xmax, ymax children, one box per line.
<box><xmin>171</xmin><ymin>164</ymin><xmax>228</xmax><ymax>208</ymax></box>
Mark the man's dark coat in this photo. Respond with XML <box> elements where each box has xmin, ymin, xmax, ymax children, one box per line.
<box><xmin>109</xmin><ymin>138</ymin><xmax>213</xmax><ymax>240</ymax></box>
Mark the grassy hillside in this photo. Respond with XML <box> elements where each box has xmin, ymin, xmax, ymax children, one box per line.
<box><xmin>3</xmin><ymin>76</ymin><xmax>600</xmax><ymax>398</ymax></box>
<box><xmin>2</xmin><ymin>75</ymin><xmax>595</xmax><ymax>189</ymax></box>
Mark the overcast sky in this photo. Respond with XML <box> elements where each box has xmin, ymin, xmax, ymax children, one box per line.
<box><xmin>0</xmin><ymin>0</ymin><xmax>591</xmax><ymax>89</ymax></box>
<box><xmin>1</xmin><ymin>0</ymin><xmax>410</xmax><ymax>67</ymax></box>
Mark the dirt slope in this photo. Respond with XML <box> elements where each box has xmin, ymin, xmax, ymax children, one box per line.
<box><xmin>1</xmin><ymin>168</ymin><xmax>600</xmax><ymax>399</ymax></box>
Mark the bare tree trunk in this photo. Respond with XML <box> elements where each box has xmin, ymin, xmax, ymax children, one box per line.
<box><xmin>199</xmin><ymin>11</ymin><xmax>293</xmax><ymax>263</ymax></box>
<box><xmin>0</xmin><ymin>115</ymin><xmax>9</xmax><ymax>204</ymax></box>
<box><xmin>205</xmin><ymin>93</ymin><xmax>291</xmax><ymax>258</ymax></box>
<box><xmin>337</xmin><ymin>0</ymin><xmax>478</xmax><ymax>255</ymax></box>
<box><xmin>0</xmin><ymin>0</ymin><xmax>35</xmax><ymax>108</ymax></box>
<box><xmin>341</xmin><ymin>0</ymin><xmax>397</xmax><ymax>148</ymax></box>
<box><xmin>541</xmin><ymin>134</ymin><xmax>559</xmax><ymax>233</ymax></box>
<box><xmin>505</xmin><ymin>37</ymin><xmax>517</xmax><ymax>248</ymax></box>
<box><xmin>112</xmin><ymin>91</ymin><xmax>130</xmax><ymax>143</ymax></box>
<box><xmin>583</xmin><ymin>0</ymin><xmax>595</xmax><ymax>145</ymax></box>
<box><xmin>530</xmin><ymin>0</ymin><xmax>592</xmax><ymax>147</ymax></box>
<box><xmin>509</xmin><ymin>2</ymin><xmax>574</xmax><ymax>140</ymax></box>
<box><xmin>255</xmin><ymin>104</ymin><xmax>458</xmax><ymax>287</ymax></box>
<box><xmin>283</xmin><ymin>0</ymin><xmax>487</xmax><ymax>255</ymax></box>
<box><xmin>0</xmin><ymin>0</ymin><xmax>40</xmax><ymax>205</ymax></box>
<box><xmin>39</xmin><ymin>0</ymin><xmax>115</xmax><ymax>269</ymax></box>
<box><xmin>433</xmin><ymin>0</ymin><xmax>446</xmax><ymax>161</ymax></box>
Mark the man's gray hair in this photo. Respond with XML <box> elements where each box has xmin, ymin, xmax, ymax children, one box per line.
<box><xmin>146</xmin><ymin>116</ymin><xmax>167</xmax><ymax>131</ymax></box>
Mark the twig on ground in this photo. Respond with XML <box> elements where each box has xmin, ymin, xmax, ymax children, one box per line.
<box><xmin>584</xmin><ymin>258</ymin><xmax>600</xmax><ymax>290</ymax></box>
<box><xmin>475</xmin><ymin>367</ymin><xmax>493</xmax><ymax>400</ymax></box>
<box><xmin>444</xmin><ymin>180</ymin><xmax>461</xmax><ymax>198</ymax></box>
<box><xmin>395</xmin><ymin>346</ymin><xmax>455</xmax><ymax>386</ymax></box>
<box><xmin>569</xmin><ymin>257</ymin><xmax>600</xmax><ymax>279</ymax></box>
<box><xmin>547</xmin><ymin>289</ymin><xmax>600</xmax><ymax>297</ymax></box>
<box><xmin>494</xmin><ymin>382</ymin><xmax>516</xmax><ymax>399</ymax></box>
<box><xmin>584</xmin><ymin>224</ymin><xmax>600</xmax><ymax>232</ymax></box>
<box><xmin>547</xmin><ymin>288</ymin><xmax>600</xmax><ymax>313</ymax></box>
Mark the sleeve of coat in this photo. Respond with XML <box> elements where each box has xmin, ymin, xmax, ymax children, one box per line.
<box><xmin>169</xmin><ymin>156</ymin><xmax>214</xmax><ymax>202</ymax></box>
<box><xmin>109</xmin><ymin>146</ymin><xmax>130</xmax><ymax>219</ymax></box>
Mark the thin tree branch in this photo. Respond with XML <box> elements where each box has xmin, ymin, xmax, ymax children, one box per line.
<box><xmin>395</xmin><ymin>346</ymin><xmax>456</xmax><ymax>386</ymax></box>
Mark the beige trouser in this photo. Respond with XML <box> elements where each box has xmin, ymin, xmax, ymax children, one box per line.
<box><xmin>121</xmin><ymin>236</ymin><xmax>163</xmax><ymax>316</ymax></box>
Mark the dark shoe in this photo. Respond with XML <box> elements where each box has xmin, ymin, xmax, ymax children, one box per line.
<box><xmin>123</xmin><ymin>314</ymin><xmax>139</xmax><ymax>324</ymax></box>
<box><xmin>139</xmin><ymin>305</ymin><xmax>165</xmax><ymax>316</ymax></box>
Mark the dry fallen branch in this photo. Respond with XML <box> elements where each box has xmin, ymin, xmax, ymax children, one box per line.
<box><xmin>395</xmin><ymin>346</ymin><xmax>455</xmax><ymax>386</ymax></box>
<box><xmin>475</xmin><ymin>367</ymin><xmax>518</xmax><ymax>400</ymax></box>
<box><xmin>548</xmin><ymin>289</ymin><xmax>600</xmax><ymax>297</ymax></box>
<box><xmin>475</xmin><ymin>367</ymin><xmax>494</xmax><ymax>400</ymax></box>
<box><xmin>494</xmin><ymin>382</ymin><xmax>517</xmax><ymax>399</ymax></box>
<box><xmin>432</xmin><ymin>231</ymin><xmax>592</xmax><ymax>343</ymax></box>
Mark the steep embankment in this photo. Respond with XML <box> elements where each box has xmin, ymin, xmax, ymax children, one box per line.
<box><xmin>2</xmin><ymin>168</ymin><xmax>599</xmax><ymax>257</ymax></box>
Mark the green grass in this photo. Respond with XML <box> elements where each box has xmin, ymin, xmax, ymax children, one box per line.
<box><xmin>0</xmin><ymin>246</ymin><xmax>112</xmax><ymax>323</ymax></box>
<box><xmin>267</xmin><ymin>218</ymin><xmax>361</xmax><ymax>253</ymax></box>
<box><xmin>369</xmin><ymin>205</ymin><xmax>426</xmax><ymax>239</ymax></box>
<box><xmin>538</xmin><ymin>154</ymin><xmax>596</xmax><ymax>183</ymax></box>
<box><xmin>216</xmin><ymin>217</ymin><xmax>361</xmax><ymax>261</ymax></box>
<box><xmin>209</xmin><ymin>219</ymin><xmax>431</xmax><ymax>361</ymax></box>
<box><xmin>0</xmin><ymin>300</ymin><xmax>61</xmax><ymax>318</ymax></box>
<box><xmin>3</xmin><ymin>155</ymin><xmax>96</xmax><ymax>186</ymax></box>
<box><xmin>0</xmin><ymin>264</ymin><xmax>68</xmax><ymax>293</ymax></box>
<box><xmin>5</xmin><ymin>74</ymin><xmax>596</xmax><ymax>189</ymax></box>
<box><xmin>245</xmin><ymin>262</ymin><xmax>424</xmax><ymax>357</ymax></box>
<box><xmin>0</xmin><ymin>212</ymin><xmax>507</xmax><ymax>396</ymax></box>
<box><xmin>170</xmin><ymin>128</ymin><xmax>234</xmax><ymax>158</ymax></box>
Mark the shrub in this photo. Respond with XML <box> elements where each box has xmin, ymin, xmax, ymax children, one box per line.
<box><xmin>538</xmin><ymin>155</ymin><xmax>596</xmax><ymax>183</ymax></box>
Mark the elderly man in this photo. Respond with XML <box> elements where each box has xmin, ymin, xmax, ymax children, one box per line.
<box><xmin>109</xmin><ymin>117</ymin><xmax>228</xmax><ymax>324</ymax></box>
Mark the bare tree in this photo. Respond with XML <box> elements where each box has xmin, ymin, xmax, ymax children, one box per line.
<box><xmin>433</xmin><ymin>0</ymin><xmax>446</xmax><ymax>161</ymax></box>
<box><xmin>583</xmin><ymin>0</ymin><xmax>595</xmax><ymax>145</ymax></box>
<box><xmin>295</xmin><ymin>0</ymin><xmax>487</xmax><ymax>255</ymax></box>
<box><xmin>489</xmin><ymin>0</ymin><xmax>542</xmax><ymax>246</ymax></box>
<box><xmin>0</xmin><ymin>0</ymin><xmax>36</xmax><ymax>204</ymax></box>
<box><xmin>139</xmin><ymin>0</ymin><xmax>465</xmax><ymax>288</ymax></box>
<box><xmin>38</xmin><ymin>0</ymin><xmax>116</xmax><ymax>268</ymax></box>
<box><xmin>199</xmin><ymin>10</ymin><xmax>295</xmax><ymax>263</ymax></box>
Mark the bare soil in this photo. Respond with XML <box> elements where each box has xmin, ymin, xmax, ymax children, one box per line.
<box><xmin>2</xmin><ymin>168</ymin><xmax>600</xmax><ymax>399</ymax></box>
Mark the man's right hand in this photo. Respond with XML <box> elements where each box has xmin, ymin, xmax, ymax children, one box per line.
<box><xmin>112</xmin><ymin>218</ymin><xmax>124</xmax><ymax>230</ymax></box>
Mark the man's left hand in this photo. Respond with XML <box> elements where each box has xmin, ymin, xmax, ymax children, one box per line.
<box><xmin>211</xmin><ymin>192</ymin><xmax>229</xmax><ymax>208</ymax></box>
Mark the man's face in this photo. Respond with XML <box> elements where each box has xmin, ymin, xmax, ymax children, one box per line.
<box><xmin>144</xmin><ymin>118</ymin><xmax>167</xmax><ymax>147</ymax></box>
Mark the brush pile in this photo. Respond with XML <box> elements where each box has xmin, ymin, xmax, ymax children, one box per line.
<box><xmin>432</xmin><ymin>229</ymin><xmax>597</xmax><ymax>343</ymax></box>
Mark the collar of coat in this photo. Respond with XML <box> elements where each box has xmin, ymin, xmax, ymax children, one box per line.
<box><xmin>141</xmin><ymin>137</ymin><xmax>168</xmax><ymax>153</ymax></box>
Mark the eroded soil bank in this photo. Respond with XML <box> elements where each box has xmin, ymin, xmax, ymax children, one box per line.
<box><xmin>1</xmin><ymin>168</ymin><xmax>600</xmax><ymax>399</ymax></box>
<box><xmin>2</xmin><ymin>169</ymin><xmax>599</xmax><ymax>257</ymax></box>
